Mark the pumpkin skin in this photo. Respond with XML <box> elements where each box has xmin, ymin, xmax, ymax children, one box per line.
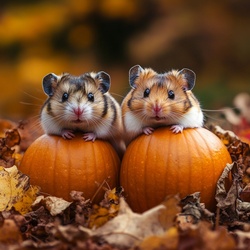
<box><xmin>120</xmin><ymin>127</ymin><xmax>232</xmax><ymax>212</ymax></box>
<box><xmin>19</xmin><ymin>134</ymin><xmax>120</xmax><ymax>203</ymax></box>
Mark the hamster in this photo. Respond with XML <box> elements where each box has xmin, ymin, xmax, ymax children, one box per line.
<box><xmin>121</xmin><ymin>65</ymin><xmax>204</xmax><ymax>144</ymax></box>
<box><xmin>41</xmin><ymin>71</ymin><xmax>125</xmax><ymax>157</ymax></box>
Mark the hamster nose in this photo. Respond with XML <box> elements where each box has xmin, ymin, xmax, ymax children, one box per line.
<box><xmin>73</xmin><ymin>107</ymin><xmax>84</xmax><ymax>116</ymax></box>
<box><xmin>153</xmin><ymin>105</ymin><xmax>162</xmax><ymax>114</ymax></box>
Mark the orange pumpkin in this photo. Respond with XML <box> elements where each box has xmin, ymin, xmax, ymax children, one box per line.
<box><xmin>120</xmin><ymin>127</ymin><xmax>232</xmax><ymax>212</ymax></box>
<box><xmin>19</xmin><ymin>134</ymin><xmax>120</xmax><ymax>203</ymax></box>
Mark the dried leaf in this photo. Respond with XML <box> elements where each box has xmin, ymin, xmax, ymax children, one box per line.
<box><xmin>94</xmin><ymin>197</ymin><xmax>168</xmax><ymax>248</ymax></box>
<box><xmin>159</xmin><ymin>195</ymin><xmax>181</xmax><ymax>230</ymax></box>
<box><xmin>137</xmin><ymin>227</ymin><xmax>179</xmax><ymax>250</ymax></box>
<box><xmin>179</xmin><ymin>192</ymin><xmax>214</xmax><ymax>224</ymax></box>
<box><xmin>87</xmin><ymin>188</ymin><xmax>121</xmax><ymax>229</ymax></box>
<box><xmin>210</xmin><ymin>125</ymin><xmax>239</xmax><ymax>147</ymax></box>
<box><xmin>232</xmin><ymin>230</ymin><xmax>250</xmax><ymax>250</ymax></box>
<box><xmin>0</xmin><ymin>128</ymin><xmax>22</xmax><ymax>168</ymax></box>
<box><xmin>13</xmin><ymin>185</ymin><xmax>40</xmax><ymax>215</ymax></box>
<box><xmin>179</xmin><ymin>222</ymin><xmax>236</xmax><ymax>250</ymax></box>
<box><xmin>70</xmin><ymin>191</ymin><xmax>92</xmax><ymax>226</ymax></box>
<box><xmin>32</xmin><ymin>195</ymin><xmax>72</xmax><ymax>216</ymax></box>
<box><xmin>239</xmin><ymin>184</ymin><xmax>250</xmax><ymax>202</ymax></box>
<box><xmin>0</xmin><ymin>165</ymin><xmax>39</xmax><ymax>214</ymax></box>
<box><xmin>5</xmin><ymin>129</ymin><xmax>21</xmax><ymax>148</ymax></box>
<box><xmin>216</xmin><ymin>163</ymin><xmax>236</xmax><ymax>208</ymax></box>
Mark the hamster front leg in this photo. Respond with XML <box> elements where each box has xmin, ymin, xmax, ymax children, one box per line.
<box><xmin>143</xmin><ymin>127</ymin><xmax>154</xmax><ymax>135</ymax></box>
<box><xmin>83</xmin><ymin>132</ymin><xmax>97</xmax><ymax>142</ymax></box>
<box><xmin>170</xmin><ymin>125</ymin><xmax>184</xmax><ymax>133</ymax></box>
<box><xmin>62</xmin><ymin>129</ymin><xmax>75</xmax><ymax>139</ymax></box>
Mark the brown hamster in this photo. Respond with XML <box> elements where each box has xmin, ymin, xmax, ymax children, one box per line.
<box><xmin>41</xmin><ymin>71</ymin><xmax>125</xmax><ymax>157</ymax></box>
<box><xmin>121</xmin><ymin>65</ymin><xmax>204</xmax><ymax>144</ymax></box>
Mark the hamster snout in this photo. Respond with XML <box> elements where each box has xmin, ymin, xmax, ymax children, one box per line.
<box><xmin>66</xmin><ymin>102</ymin><xmax>93</xmax><ymax>123</ymax></box>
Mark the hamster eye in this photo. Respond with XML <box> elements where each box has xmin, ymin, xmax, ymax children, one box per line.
<box><xmin>168</xmin><ymin>90</ymin><xmax>175</xmax><ymax>100</ymax></box>
<box><xmin>87</xmin><ymin>93</ymin><xmax>94</xmax><ymax>102</ymax></box>
<box><xmin>62</xmin><ymin>92</ymin><xmax>69</xmax><ymax>102</ymax></box>
<box><xmin>144</xmin><ymin>88</ymin><xmax>150</xmax><ymax>98</ymax></box>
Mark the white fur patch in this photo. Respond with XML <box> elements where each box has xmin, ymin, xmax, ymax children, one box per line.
<box><xmin>179</xmin><ymin>107</ymin><xmax>204</xmax><ymax>128</ymax></box>
<box><xmin>124</xmin><ymin>112</ymin><xmax>143</xmax><ymax>134</ymax></box>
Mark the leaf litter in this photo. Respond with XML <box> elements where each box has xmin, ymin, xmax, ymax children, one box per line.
<box><xmin>0</xmin><ymin>120</ymin><xmax>250</xmax><ymax>249</ymax></box>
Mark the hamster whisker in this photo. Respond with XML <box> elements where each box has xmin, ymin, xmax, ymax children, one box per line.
<box><xmin>110</xmin><ymin>92</ymin><xmax>125</xmax><ymax>99</ymax></box>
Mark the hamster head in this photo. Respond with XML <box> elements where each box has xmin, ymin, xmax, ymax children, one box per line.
<box><xmin>127</xmin><ymin>65</ymin><xmax>197</xmax><ymax>125</ymax></box>
<box><xmin>42</xmin><ymin>71</ymin><xmax>111</xmax><ymax>127</ymax></box>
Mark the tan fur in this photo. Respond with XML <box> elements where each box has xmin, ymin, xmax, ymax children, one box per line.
<box><xmin>41</xmin><ymin>72</ymin><xmax>125</xmax><ymax>158</ymax></box>
<box><xmin>122</xmin><ymin>66</ymin><xmax>204</xmax><ymax>145</ymax></box>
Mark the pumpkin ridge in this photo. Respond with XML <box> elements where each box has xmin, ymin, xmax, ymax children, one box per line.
<box><xmin>181</xmin><ymin>129</ymin><xmax>192</xmax><ymax>195</ymax></box>
<box><xmin>50</xmin><ymin>136</ymin><xmax>56</xmax><ymax>196</ymax></box>
<box><xmin>165</xmin><ymin>129</ymin><xmax>176</xmax><ymax>196</ymax></box>
<box><xmin>145</xmin><ymin>134</ymin><xmax>153</xmax><ymax>210</ymax></box>
<box><xmin>135</xmin><ymin>135</ymin><xmax>148</xmax><ymax>212</ymax></box>
<box><xmin>197</xmin><ymin>128</ymin><xmax>214</xmax><ymax>192</ymax></box>
<box><xmin>67</xmin><ymin>137</ymin><xmax>73</xmax><ymax>198</ymax></box>
<box><xmin>49</xmin><ymin>136</ymin><xmax>58</xmax><ymax>196</ymax></box>
<box><xmin>186</xmin><ymin>128</ymin><xmax>201</xmax><ymax>192</ymax></box>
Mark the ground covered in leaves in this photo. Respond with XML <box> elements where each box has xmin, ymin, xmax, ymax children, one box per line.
<box><xmin>0</xmin><ymin>119</ymin><xmax>250</xmax><ymax>250</ymax></box>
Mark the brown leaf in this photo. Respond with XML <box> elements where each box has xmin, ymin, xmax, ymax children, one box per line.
<box><xmin>94</xmin><ymin>197</ymin><xmax>168</xmax><ymax>248</ymax></box>
<box><xmin>179</xmin><ymin>222</ymin><xmax>236</xmax><ymax>250</ymax></box>
<box><xmin>137</xmin><ymin>227</ymin><xmax>179</xmax><ymax>250</ymax></box>
<box><xmin>239</xmin><ymin>183</ymin><xmax>250</xmax><ymax>202</ymax></box>
<box><xmin>5</xmin><ymin>129</ymin><xmax>21</xmax><ymax>148</ymax></box>
<box><xmin>159</xmin><ymin>195</ymin><xmax>181</xmax><ymax>230</ymax></box>
<box><xmin>0</xmin><ymin>127</ymin><xmax>22</xmax><ymax>168</ymax></box>
<box><xmin>216</xmin><ymin>163</ymin><xmax>236</xmax><ymax>208</ymax></box>
<box><xmin>32</xmin><ymin>196</ymin><xmax>72</xmax><ymax>216</ymax></box>
<box><xmin>70</xmin><ymin>190</ymin><xmax>91</xmax><ymax>226</ymax></box>
<box><xmin>87</xmin><ymin>188</ymin><xmax>121</xmax><ymax>229</ymax></box>
<box><xmin>179</xmin><ymin>192</ymin><xmax>214</xmax><ymax>225</ymax></box>
<box><xmin>232</xmin><ymin>230</ymin><xmax>250</xmax><ymax>250</ymax></box>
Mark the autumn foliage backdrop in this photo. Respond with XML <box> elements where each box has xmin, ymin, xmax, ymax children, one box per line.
<box><xmin>0</xmin><ymin>0</ymin><xmax>249</xmax><ymax>120</ymax></box>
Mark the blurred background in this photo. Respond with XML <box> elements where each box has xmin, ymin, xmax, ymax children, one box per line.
<box><xmin>0</xmin><ymin>0</ymin><xmax>249</xmax><ymax>125</ymax></box>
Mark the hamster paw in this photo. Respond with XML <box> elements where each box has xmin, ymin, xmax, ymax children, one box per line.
<box><xmin>83</xmin><ymin>132</ymin><xmax>96</xmax><ymax>142</ymax></box>
<box><xmin>62</xmin><ymin>130</ymin><xmax>75</xmax><ymax>139</ymax></box>
<box><xmin>170</xmin><ymin>125</ymin><xmax>183</xmax><ymax>133</ymax></box>
<box><xmin>143</xmin><ymin>127</ymin><xmax>154</xmax><ymax>135</ymax></box>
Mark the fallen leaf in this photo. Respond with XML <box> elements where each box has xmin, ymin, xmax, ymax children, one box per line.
<box><xmin>137</xmin><ymin>227</ymin><xmax>179</xmax><ymax>250</ymax></box>
<box><xmin>32</xmin><ymin>195</ymin><xmax>72</xmax><ymax>216</ymax></box>
<box><xmin>0</xmin><ymin>165</ymin><xmax>39</xmax><ymax>214</ymax></box>
<box><xmin>179</xmin><ymin>222</ymin><xmax>236</xmax><ymax>250</ymax></box>
<box><xmin>232</xmin><ymin>230</ymin><xmax>250</xmax><ymax>250</ymax></box>
<box><xmin>215</xmin><ymin>163</ymin><xmax>236</xmax><ymax>208</ymax></box>
<box><xmin>87</xmin><ymin>188</ymin><xmax>121</xmax><ymax>229</ymax></box>
<box><xmin>13</xmin><ymin>185</ymin><xmax>40</xmax><ymax>215</ymax></box>
<box><xmin>5</xmin><ymin>129</ymin><xmax>21</xmax><ymax>148</ymax></box>
<box><xmin>94</xmin><ymin>197</ymin><xmax>168</xmax><ymax>248</ymax></box>
<box><xmin>159</xmin><ymin>195</ymin><xmax>181</xmax><ymax>230</ymax></box>
<box><xmin>70</xmin><ymin>191</ymin><xmax>91</xmax><ymax>226</ymax></box>
<box><xmin>180</xmin><ymin>192</ymin><xmax>214</xmax><ymax>223</ymax></box>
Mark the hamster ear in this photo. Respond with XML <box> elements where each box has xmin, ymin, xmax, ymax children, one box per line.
<box><xmin>96</xmin><ymin>71</ymin><xmax>110</xmax><ymax>93</ymax></box>
<box><xmin>129</xmin><ymin>65</ymin><xmax>143</xmax><ymax>88</ymax></box>
<box><xmin>42</xmin><ymin>73</ymin><xmax>59</xmax><ymax>96</ymax></box>
<box><xmin>179</xmin><ymin>68</ymin><xmax>196</xmax><ymax>91</ymax></box>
